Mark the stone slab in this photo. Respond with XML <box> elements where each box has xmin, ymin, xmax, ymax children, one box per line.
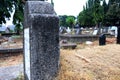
<box><xmin>0</xmin><ymin>48</ymin><xmax>23</xmax><ymax>53</ymax></box>
<box><xmin>60</xmin><ymin>43</ymin><xmax>77</xmax><ymax>49</ymax></box>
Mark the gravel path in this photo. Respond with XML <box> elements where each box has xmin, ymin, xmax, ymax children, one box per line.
<box><xmin>0</xmin><ymin>64</ymin><xmax>23</xmax><ymax>80</ymax></box>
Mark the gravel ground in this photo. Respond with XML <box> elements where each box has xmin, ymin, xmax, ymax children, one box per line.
<box><xmin>0</xmin><ymin>64</ymin><xmax>23</xmax><ymax>80</ymax></box>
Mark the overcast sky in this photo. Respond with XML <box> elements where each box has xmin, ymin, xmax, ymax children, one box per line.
<box><xmin>47</xmin><ymin>0</ymin><xmax>87</xmax><ymax>16</ymax></box>
<box><xmin>47</xmin><ymin>0</ymin><xmax>109</xmax><ymax>17</ymax></box>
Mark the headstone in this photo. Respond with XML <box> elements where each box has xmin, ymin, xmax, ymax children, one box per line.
<box><xmin>75</xmin><ymin>28</ymin><xmax>81</xmax><ymax>35</ymax></box>
<box><xmin>103</xmin><ymin>27</ymin><xmax>109</xmax><ymax>33</ymax></box>
<box><xmin>8</xmin><ymin>37</ymin><xmax>13</xmax><ymax>43</ymax></box>
<box><xmin>99</xmin><ymin>34</ymin><xmax>106</xmax><ymax>45</ymax></box>
<box><xmin>93</xmin><ymin>30</ymin><xmax>98</xmax><ymax>35</ymax></box>
<box><xmin>24</xmin><ymin>0</ymin><xmax>59</xmax><ymax>80</ymax></box>
<box><xmin>61</xmin><ymin>28</ymin><xmax>67</xmax><ymax>34</ymax></box>
<box><xmin>117</xmin><ymin>27</ymin><xmax>120</xmax><ymax>44</ymax></box>
<box><xmin>66</xmin><ymin>27</ymin><xmax>71</xmax><ymax>34</ymax></box>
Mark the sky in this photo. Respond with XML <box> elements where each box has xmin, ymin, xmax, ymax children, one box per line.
<box><xmin>47</xmin><ymin>0</ymin><xmax>109</xmax><ymax>17</ymax></box>
<box><xmin>47</xmin><ymin>0</ymin><xmax>87</xmax><ymax>17</ymax></box>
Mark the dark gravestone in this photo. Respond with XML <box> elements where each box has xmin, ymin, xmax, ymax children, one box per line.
<box><xmin>99</xmin><ymin>34</ymin><xmax>106</xmax><ymax>45</ymax></box>
<box><xmin>117</xmin><ymin>27</ymin><xmax>120</xmax><ymax>44</ymax></box>
<box><xmin>24</xmin><ymin>1</ymin><xmax>59</xmax><ymax>80</ymax></box>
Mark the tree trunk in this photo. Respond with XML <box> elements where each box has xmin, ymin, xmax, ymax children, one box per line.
<box><xmin>117</xmin><ymin>27</ymin><xmax>120</xmax><ymax>44</ymax></box>
<box><xmin>97</xmin><ymin>23</ymin><xmax>101</xmax><ymax>35</ymax></box>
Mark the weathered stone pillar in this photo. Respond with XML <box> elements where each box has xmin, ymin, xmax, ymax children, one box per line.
<box><xmin>23</xmin><ymin>0</ymin><xmax>59</xmax><ymax>80</ymax></box>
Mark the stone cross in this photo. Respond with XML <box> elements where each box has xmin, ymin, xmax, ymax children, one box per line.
<box><xmin>24</xmin><ymin>0</ymin><xmax>59</xmax><ymax>80</ymax></box>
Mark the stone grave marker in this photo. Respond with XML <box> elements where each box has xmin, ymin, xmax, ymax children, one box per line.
<box><xmin>75</xmin><ymin>28</ymin><xmax>81</xmax><ymax>35</ymax></box>
<box><xmin>93</xmin><ymin>29</ymin><xmax>98</xmax><ymax>35</ymax></box>
<box><xmin>24</xmin><ymin>0</ymin><xmax>60</xmax><ymax>80</ymax></box>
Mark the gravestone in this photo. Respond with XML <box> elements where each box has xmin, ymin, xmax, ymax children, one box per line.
<box><xmin>93</xmin><ymin>29</ymin><xmax>98</xmax><ymax>35</ymax></box>
<box><xmin>75</xmin><ymin>28</ymin><xmax>81</xmax><ymax>35</ymax></box>
<box><xmin>99</xmin><ymin>34</ymin><xmax>106</xmax><ymax>45</ymax></box>
<box><xmin>24</xmin><ymin>0</ymin><xmax>59</xmax><ymax>80</ymax></box>
<box><xmin>66</xmin><ymin>27</ymin><xmax>71</xmax><ymax>34</ymax></box>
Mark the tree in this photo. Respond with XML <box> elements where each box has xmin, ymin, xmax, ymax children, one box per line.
<box><xmin>77</xmin><ymin>0</ymin><xmax>120</xmax><ymax>40</ymax></box>
<box><xmin>102</xmin><ymin>0</ymin><xmax>109</xmax><ymax>25</ymax></box>
<box><xmin>106</xmin><ymin>0</ymin><xmax>120</xmax><ymax>44</ymax></box>
<box><xmin>0</xmin><ymin>0</ymin><xmax>13</xmax><ymax>24</ymax></box>
<box><xmin>51</xmin><ymin>0</ymin><xmax>54</xmax><ymax>7</ymax></box>
<box><xmin>59</xmin><ymin>15</ymin><xmax>68</xmax><ymax>27</ymax></box>
<box><xmin>77</xmin><ymin>9</ymin><xmax>94</xmax><ymax>27</ymax></box>
<box><xmin>0</xmin><ymin>0</ymin><xmax>24</xmax><ymax>35</ymax></box>
<box><xmin>108</xmin><ymin>0</ymin><xmax>116</xmax><ymax>6</ymax></box>
<box><xmin>78</xmin><ymin>0</ymin><xmax>109</xmax><ymax>28</ymax></box>
<box><xmin>66</xmin><ymin>16</ymin><xmax>75</xmax><ymax>28</ymax></box>
<box><xmin>92</xmin><ymin>0</ymin><xmax>104</xmax><ymax>27</ymax></box>
<box><xmin>13</xmin><ymin>0</ymin><xmax>24</xmax><ymax>35</ymax></box>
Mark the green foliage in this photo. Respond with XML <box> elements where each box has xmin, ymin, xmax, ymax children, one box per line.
<box><xmin>93</xmin><ymin>0</ymin><xmax>104</xmax><ymax>25</ymax></box>
<box><xmin>77</xmin><ymin>0</ymin><xmax>100</xmax><ymax>27</ymax></box>
<box><xmin>59</xmin><ymin>15</ymin><xmax>68</xmax><ymax>27</ymax></box>
<box><xmin>77</xmin><ymin>0</ymin><xmax>120</xmax><ymax>27</ymax></box>
<box><xmin>0</xmin><ymin>0</ymin><xmax>24</xmax><ymax>34</ymax></box>
<box><xmin>66</xmin><ymin>16</ymin><xmax>75</xmax><ymax>28</ymax></box>
<box><xmin>59</xmin><ymin>15</ymin><xmax>76</xmax><ymax>28</ymax></box>
<box><xmin>106</xmin><ymin>2</ymin><xmax>120</xmax><ymax>26</ymax></box>
<box><xmin>13</xmin><ymin>0</ymin><xmax>24</xmax><ymax>35</ymax></box>
<box><xmin>0</xmin><ymin>0</ymin><xmax>13</xmax><ymax>24</ymax></box>
<box><xmin>77</xmin><ymin>9</ymin><xmax>95</xmax><ymax>27</ymax></box>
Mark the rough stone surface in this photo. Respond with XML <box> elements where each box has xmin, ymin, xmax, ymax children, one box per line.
<box><xmin>24</xmin><ymin>1</ymin><xmax>59</xmax><ymax>80</ymax></box>
<box><xmin>25</xmin><ymin>1</ymin><xmax>55</xmax><ymax>14</ymax></box>
<box><xmin>24</xmin><ymin>1</ymin><xmax>55</xmax><ymax>28</ymax></box>
<box><xmin>30</xmin><ymin>14</ymin><xmax>59</xmax><ymax>80</ymax></box>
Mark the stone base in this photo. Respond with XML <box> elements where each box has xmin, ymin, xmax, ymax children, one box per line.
<box><xmin>60</xmin><ymin>43</ymin><xmax>77</xmax><ymax>49</ymax></box>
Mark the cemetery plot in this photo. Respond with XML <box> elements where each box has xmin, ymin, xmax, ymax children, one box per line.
<box><xmin>0</xmin><ymin>36</ymin><xmax>23</xmax><ymax>48</ymax></box>
<box><xmin>0</xmin><ymin>36</ymin><xmax>23</xmax><ymax>67</ymax></box>
<box><xmin>0</xmin><ymin>36</ymin><xmax>23</xmax><ymax>53</ymax></box>
<box><xmin>0</xmin><ymin>37</ymin><xmax>118</xmax><ymax>80</ymax></box>
<box><xmin>0</xmin><ymin>52</ymin><xmax>23</xmax><ymax>67</ymax></box>
<box><xmin>60</xmin><ymin>40</ymin><xmax>77</xmax><ymax>49</ymax></box>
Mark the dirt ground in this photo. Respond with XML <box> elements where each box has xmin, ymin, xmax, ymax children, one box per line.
<box><xmin>0</xmin><ymin>53</ymin><xmax>23</xmax><ymax>67</ymax></box>
<box><xmin>57</xmin><ymin>43</ymin><xmax>120</xmax><ymax>80</ymax></box>
<box><xmin>0</xmin><ymin>37</ymin><xmax>23</xmax><ymax>67</ymax></box>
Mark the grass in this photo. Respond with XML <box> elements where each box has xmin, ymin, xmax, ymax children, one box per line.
<box><xmin>55</xmin><ymin>44</ymin><xmax>120</xmax><ymax>80</ymax></box>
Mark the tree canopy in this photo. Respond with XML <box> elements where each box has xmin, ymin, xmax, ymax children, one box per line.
<box><xmin>59</xmin><ymin>15</ymin><xmax>76</xmax><ymax>28</ymax></box>
<box><xmin>77</xmin><ymin>0</ymin><xmax>120</xmax><ymax>27</ymax></box>
<box><xmin>0</xmin><ymin>0</ymin><xmax>24</xmax><ymax>24</ymax></box>
<box><xmin>0</xmin><ymin>0</ymin><xmax>24</xmax><ymax>34</ymax></box>
<box><xmin>106</xmin><ymin>0</ymin><xmax>120</xmax><ymax>26</ymax></box>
